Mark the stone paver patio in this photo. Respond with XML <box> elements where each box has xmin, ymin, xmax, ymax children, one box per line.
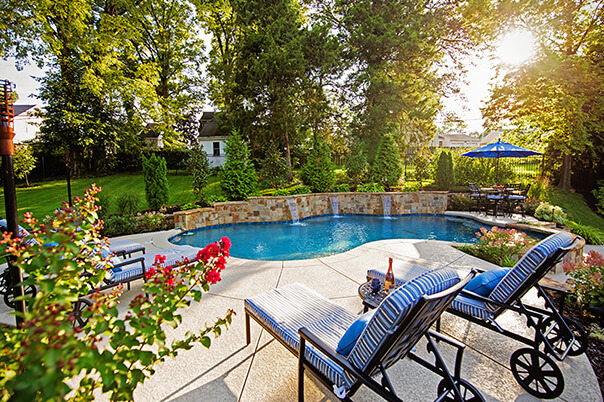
<box><xmin>1</xmin><ymin>214</ymin><xmax>602</xmax><ymax>401</ymax></box>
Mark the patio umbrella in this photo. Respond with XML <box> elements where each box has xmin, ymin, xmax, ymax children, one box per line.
<box><xmin>462</xmin><ymin>140</ymin><xmax>542</xmax><ymax>184</ymax></box>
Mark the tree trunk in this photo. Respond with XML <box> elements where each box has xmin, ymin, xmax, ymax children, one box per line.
<box><xmin>284</xmin><ymin>130</ymin><xmax>293</xmax><ymax>182</ymax></box>
<box><xmin>560</xmin><ymin>153</ymin><xmax>572</xmax><ymax>191</ymax></box>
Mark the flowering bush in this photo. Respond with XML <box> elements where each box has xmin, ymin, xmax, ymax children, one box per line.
<box><xmin>469</xmin><ymin>226</ymin><xmax>536</xmax><ymax>267</ymax></box>
<box><xmin>0</xmin><ymin>185</ymin><xmax>233</xmax><ymax>401</ymax></box>
<box><xmin>534</xmin><ymin>202</ymin><xmax>567</xmax><ymax>224</ymax></box>
<box><xmin>564</xmin><ymin>250</ymin><xmax>604</xmax><ymax>308</ymax></box>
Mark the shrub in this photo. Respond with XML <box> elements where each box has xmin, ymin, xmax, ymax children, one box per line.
<box><xmin>206</xmin><ymin>194</ymin><xmax>229</xmax><ymax>204</ymax></box>
<box><xmin>527</xmin><ymin>179</ymin><xmax>547</xmax><ymax>200</ymax></box>
<box><xmin>564</xmin><ymin>250</ymin><xmax>604</xmax><ymax>308</ymax></box>
<box><xmin>0</xmin><ymin>186</ymin><xmax>233</xmax><ymax>400</ymax></box>
<box><xmin>449</xmin><ymin>194</ymin><xmax>474</xmax><ymax>211</ymax></box>
<box><xmin>524</xmin><ymin>197</ymin><xmax>540</xmax><ymax>216</ymax></box>
<box><xmin>289</xmin><ymin>185</ymin><xmax>312</xmax><ymax>195</ymax></box>
<box><xmin>333</xmin><ymin>183</ymin><xmax>350</xmax><ymax>192</ymax></box>
<box><xmin>272</xmin><ymin>189</ymin><xmax>291</xmax><ymax>196</ymax></box>
<box><xmin>142</xmin><ymin>153</ymin><xmax>169</xmax><ymax>210</ymax></box>
<box><xmin>434</xmin><ymin>150</ymin><xmax>455</xmax><ymax>190</ymax></box>
<box><xmin>534</xmin><ymin>202</ymin><xmax>567</xmax><ymax>224</ymax></box>
<box><xmin>136</xmin><ymin>211</ymin><xmax>168</xmax><ymax>232</ymax></box>
<box><xmin>566</xmin><ymin>221</ymin><xmax>604</xmax><ymax>245</ymax></box>
<box><xmin>260</xmin><ymin>142</ymin><xmax>289</xmax><ymax>189</ymax></box>
<box><xmin>358</xmin><ymin>182</ymin><xmax>385</xmax><ymax>192</ymax></box>
<box><xmin>115</xmin><ymin>192</ymin><xmax>141</xmax><ymax>216</ymax></box>
<box><xmin>345</xmin><ymin>141</ymin><xmax>368</xmax><ymax>185</ymax></box>
<box><xmin>465</xmin><ymin>226</ymin><xmax>537</xmax><ymax>266</ymax></box>
<box><xmin>593</xmin><ymin>183</ymin><xmax>604</xmax><ymax>216</ymax></box>
<box><xmin>370</xmin><ymin>134</ymin><xmax>402</xmax><ymax>188</ymax></box>
<box><xmin>105</xmin><ymin>214</ymin><xmax>137</xmax><ymax>236</ymax></box>
<box><xmin>219</xmin><ymin>130</ymin><xmax>258</xmax><ymax>200</ymax></box>
<box><xmin>301</xmin><ymin>138</ymin><xmax>336</xmax><ymax>193</ymax></box>
<box><xmin>188</xmin><ymin>141</ymin><xmax>211</xmax><ymax>199</ymax></box>
<box><xmin>401</xmin><ymin>182</ymin><xmax>420</xmax><ymax>192</ymax></box>
<box><xmin>181</xmin><ymin>202</ymin><xmax>202</xmax><ymax>211</ymax></box>
<box><xmin>413</xmin><ymin>146</ymin><xmax>433</xmax><ymax>188</ymax></box>
<box><xmin>96</xmin><ymin>192</ymin><xmax>112</xmax><ymax>222</ymax></box>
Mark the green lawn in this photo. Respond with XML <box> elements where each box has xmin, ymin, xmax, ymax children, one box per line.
<box><xmin>0</xmin><ymin>173</ymin><xmax>200</xmax><ymax>219</ymax></box>
<box><xmin>546</xmin><ymin>188</ymin><xmax>604</xmax><ymax>232</ymax></box>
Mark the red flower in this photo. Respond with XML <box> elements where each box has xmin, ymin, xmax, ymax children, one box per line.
<box><xmin>205</xmin><ymin>243</ymin><xmax>220</xmax><ymax>258</ymax></box>
<box><xmin>144</xmin><ymin>267</ymin><xmax>156</xmax><ymax>279</ymax></box>
<box><xmin>216</xmin><ymin>256</ymin><xmax>227</xmax><ymax>270</ymax></box>
<box><xmin>167</xmin><ymin>278</ymin><xmax>174</xmax><ymax>288</ymax></box>
<box><xmin>206</xmin><ymin>269</ymin><xmax>221</xmax><ymax>284</ymax></box>
<box><xmin>154</xmin><ymin>254</ymin><xmax>167</xmax><ymax>265</ymax></box>
<box><xmin>221</xmin><ymin>236</ymin><xmax>231</xmax><ymax>252</ymax></box>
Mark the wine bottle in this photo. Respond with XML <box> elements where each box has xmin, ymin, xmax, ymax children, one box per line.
<box><xmin>384</xmin><ymin>257</ymin><xmax>395</xmax><ymax>294</ymax></box>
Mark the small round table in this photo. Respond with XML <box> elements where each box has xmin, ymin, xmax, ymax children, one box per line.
<box><xmin>358</xmin><ymin>281</ymin><xmax>400</xmax><ymax>312</ymax></box>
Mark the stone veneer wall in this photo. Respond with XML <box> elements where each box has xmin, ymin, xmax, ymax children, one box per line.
<box><xmin>174</xmin><ymin>192</ymin><xmax>448</xmax><ymax>231</ymax></box>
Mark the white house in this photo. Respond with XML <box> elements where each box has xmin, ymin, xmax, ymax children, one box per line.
<box><xmin>431</xmin><ymin>133</ymin><xmax>481</xmax><ymax>148</ymax></box>
<box><xmin>13</xmin><ymin>104</ymin><xmax>42</xmax><ymax>143</ymax></box>
<box><xmin>480</xmin><ymin>130</ymin><xmax>502</xmax><ymax>145</ymax></box>
<box><xmin>197</xmin><ymin>111</ymin><xmax>228</xmax><ymax>167</ymax></box>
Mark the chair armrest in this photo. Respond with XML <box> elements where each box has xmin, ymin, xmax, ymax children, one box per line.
<box><xmin>298</xmin><ymin>327</ymin><xmax>351</xmax><ymax>369</ymax></box>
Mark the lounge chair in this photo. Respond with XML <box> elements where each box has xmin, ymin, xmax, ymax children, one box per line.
<box><xmin>244</xmin><ymin>268</ymin><xmax>482</xmax><ymax>401</ymax></box>
<box><xmin>441</xmin><ymin>232</ymin><xmax>584</xmax><ymax>399</ymax></box>
<box><xmin>108</xmin><ymin>239</ymin><xmax>145</xmax><ymax>258</ymax></box>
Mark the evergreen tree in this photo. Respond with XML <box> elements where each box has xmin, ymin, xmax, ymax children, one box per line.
<box><xmin>370</xmin><ymin>134</ymin><xmax>402</xmax><ymax>188</ymax></box>
<box><xmin>188</xmin><ymin>141</ymin><xmax>211</xmax><ymax>199</ymax></box>
<box><xmin>260</xmin><ymin>141</ymin><xmax>289</xmax><ymax>189</ymax></box>
<box><xmin>434</xmin><ymin>150</ymin><xmax>455</xmax><ymax>191</ymax></box>
<box><xmin>345</xmin><ymin>141</ymin><xmax>368</xmax><ymax>185</ymax></box>
<box><xmin>142</xmin><ymin>153</ymin><xmax>169</xmax><ymax>210</ymax></box>
<box><xmin>219</xmin><ymin>130</ymin><xmax>258</xmax><ymax>200</ymax></box>
<box><xmin>301</xmin><ymin>138</ymin><xmax>336</xmax><ymax>193</ymax></box>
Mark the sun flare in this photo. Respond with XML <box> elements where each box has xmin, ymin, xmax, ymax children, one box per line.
<box><xmin>497</xmin><ymin>29</ymin><xmax>535</xmax><ymax>65</ymax></box>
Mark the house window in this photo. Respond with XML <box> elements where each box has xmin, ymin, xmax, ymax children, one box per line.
<box><xmin>213</xmin><ymin>142</ymin><xmax>220</xmax><ymax>156</ymax></box>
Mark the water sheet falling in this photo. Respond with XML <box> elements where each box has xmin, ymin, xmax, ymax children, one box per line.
<box><xmin>329</xmin><ymin>195</ymin><xmax>341</xmax><ymax>218</ymax></box>
<box><xmin>381</xmin><ymin>195</ymin><xmax>394</xmax><ymax>219</ymax></box>
<box><xmin>287</xmin><ymin>198</ymin><xmax>302</xmax><ymax>225</ymax></box>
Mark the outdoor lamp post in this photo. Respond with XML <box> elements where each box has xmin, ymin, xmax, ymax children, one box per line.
<box><xmin>0</xmin><ymin>79</ymin><xmax>25</xmax><ymax>325</ymax></box>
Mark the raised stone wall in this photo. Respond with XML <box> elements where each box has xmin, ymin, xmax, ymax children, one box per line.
<box><xmin>174</xmin><ymin>191</ymin><xmax>448</xmax><ymax>231</ymax></box>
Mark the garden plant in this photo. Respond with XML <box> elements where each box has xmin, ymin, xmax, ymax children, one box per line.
<box><xmin>457</xmin><ymin>226</ymin><xmax>536</xmax><ymax>267</ymax></box>
<box><xmin>0</xmin><ymin>185</ymin><xmax>233</xmax><ymax>401</ymax></box>
<box><xmin>564</xmin><ymin>250</ymin><xmax>604</xmax><ymax>309</ymax></box>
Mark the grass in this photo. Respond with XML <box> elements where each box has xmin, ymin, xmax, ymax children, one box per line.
<box><xmin>0</xmin><ymin>173</ymin><xmax>201</xmax><ymax>219</ymax></box>
<box><xmin>545</xmin><ymin>188</ymin><xmax>604</xmax><ymax>232</ymax></box>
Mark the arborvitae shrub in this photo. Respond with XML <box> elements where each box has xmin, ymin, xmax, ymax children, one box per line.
<box><xmin>260</xmin><ymin>141</ymin><xmax>289</xmax><ymax>189</ymax></box>
<box><xmin>142</xmin><ymin>153</ymin><xmax>169</xmax><ymax>210</ymax></box>
<box><xmin>188</xmin><ymin>141</ymin><xmax>211</xmax><ymax>200</ymax></box>
<box><xmin>301</xmin><ymin>138</ymin><xmax>335</xmax><ymax>192</ymax></box>
<box><xmin>434</xmin><ymin>150</ymin><xmax>455</xmax><ymax>190</ymax></box>
<box><xmin>345</xmin><ymin>141</ymin><xmax>368</xmax><ymax>185</ymax></box>
<box><xmin>370</xmin><ymin>134</ymin><xmax>402</xmax><ymax>188</ymax></box>
<box><xmin>219</xmin><ymin>130</ymin><xmax>258</xmax><ymax>200</ymax></box>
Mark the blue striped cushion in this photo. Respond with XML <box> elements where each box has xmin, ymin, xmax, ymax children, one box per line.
<box><xmin>485</xmin><ymin>232</ymin><xmax>573</xmax><ymax>314</ymax></box>
<box><xmin>344</xmin><ymin>267</ymin><xmax>460</xmax><ymax>388</ymax></box>
<box><xmin>245</xmin><ymin>283</ymin><xmax>358</xmax><ymax>388</ymax></box>
<box><xmin>450</xmin><ymin>293</ymin><xmax>492</xmax><ymax>321</ymax></box>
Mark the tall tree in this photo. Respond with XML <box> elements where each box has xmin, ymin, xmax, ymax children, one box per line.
<box><xmin>328</xmin><ymin>0</ymin><xmax>484</xmax><ymax>160</ymax></box>
<box><xmin>483</xmin><ymin>0</ymin><xmax>604</xmax><ymax>190</ymax></box>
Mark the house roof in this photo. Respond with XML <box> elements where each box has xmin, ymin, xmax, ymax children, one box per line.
<box><xmin>440</xmin><ymin>134</ymin><xmax>480</xmax><ymax>142</ymax></box>
<box><xmin>141</xmin><ymin>123</ymin><xmax>161</xmax><ymax>138</ymax></box>
<box><xmin>198</xmin><ymin>111</ymin><xmax>227</xmax><ymax>138</ymax></box>
<box><xmin>480</xmin><ymin>130</ymin><xmax>502</xmax><ymax>145</ymax></box>
<box><xmin>13</xmin><ymin>105</ymin><xmax>36</xmax><ymax>117</ymax></box>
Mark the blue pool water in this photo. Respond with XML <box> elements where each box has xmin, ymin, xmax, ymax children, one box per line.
<box><xmin>170</xmin><ymin>214</ymin><xmax>545</xmax><ymax>261</ymax></box>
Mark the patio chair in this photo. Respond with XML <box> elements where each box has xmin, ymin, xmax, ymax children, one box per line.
<box><xmin>108</xmin><ymin>239</ymin><xmax>146</xmax><ymax>259</ymax></box>
<box><xmin>441</xmin><ymin>231</ymin><xmax>585</xmax><ymax>399</ymax></box>
<box><xmin>72</xmin><ymin>245</ymin><xmax>201</xmax><ymax>327</ymax></box>
<box><xmin>467</xmin><ymin>183</ymin><xmax>485</xmax><ymax>214</ymax></box>
<box><xmin>244</xmin><ymin>268</ymin><xmax>483</xmax><ymax>401</ymax></box>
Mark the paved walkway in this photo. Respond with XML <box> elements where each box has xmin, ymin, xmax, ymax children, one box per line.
<box><xmin>1</xmin><ymin>218</ymin><xmax>602</xmax><ymax>401</ymax></box>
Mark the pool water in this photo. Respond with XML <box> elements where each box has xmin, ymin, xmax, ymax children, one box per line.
<box><xmin>170</xmin><ymin>214</ymin><xmax>543</xmax><ymax>261</ymax></box>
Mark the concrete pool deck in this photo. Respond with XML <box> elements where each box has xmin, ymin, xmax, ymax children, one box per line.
<box><xmin>1</xmin><ymin>215</ymin><xmax>602</xmax><ymax>401</ymax></box>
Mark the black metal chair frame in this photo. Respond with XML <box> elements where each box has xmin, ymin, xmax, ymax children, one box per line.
<box><xmin>438</xmin><ymin>236</ymin><xmax>586</xmax><ymax>399</ymax></box>
<box><xmin>290</xmin><ymin>272</ymin><xmax>484</xmax><ymax>401</ymax></box>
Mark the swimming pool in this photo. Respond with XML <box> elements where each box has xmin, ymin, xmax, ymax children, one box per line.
<box><xmin>170</xmin><ymin>214</ymin><xmax>545</xmax><ymax>261</ymax></box>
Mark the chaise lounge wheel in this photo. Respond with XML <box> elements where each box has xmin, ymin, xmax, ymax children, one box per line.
<box><xmin>437</xmin><ymin>378</ymin><xmax>485</xmax><ymax>402</ymax></box>
<box><xmin>72</xmin><ymin>298</ymin><xmax>93</xmax><ymax>328</ymax></box>
<box><xmin>540</xmin><ymin>316</ymin><xmax>588</xmax><ymax>356</ymax></box>
<box><xmin>510</xmin><ymin>348</ymin><xmax>564</xmax><ymax>399</ymax></box>
<box><xmin>4</xmin><ymin>284</ymin><xmax>37</xmax><ymax>308</ymax></box>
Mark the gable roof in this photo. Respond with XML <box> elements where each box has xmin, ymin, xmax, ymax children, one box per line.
<box><xmin>198</xmin><ymin>111</ymin><xmax>228</xmax><ymax>138</ymax></box>
<box><xmin>14</xmin><ymin>105</ymin><xmax>36</xmax><ymax>117</ymax></box>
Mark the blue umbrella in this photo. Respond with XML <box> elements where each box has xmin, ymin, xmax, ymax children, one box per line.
<box><xmin>462</xmin><ymin>140</ymin><xmax>542</xmax><ymax>184</ymax></box>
